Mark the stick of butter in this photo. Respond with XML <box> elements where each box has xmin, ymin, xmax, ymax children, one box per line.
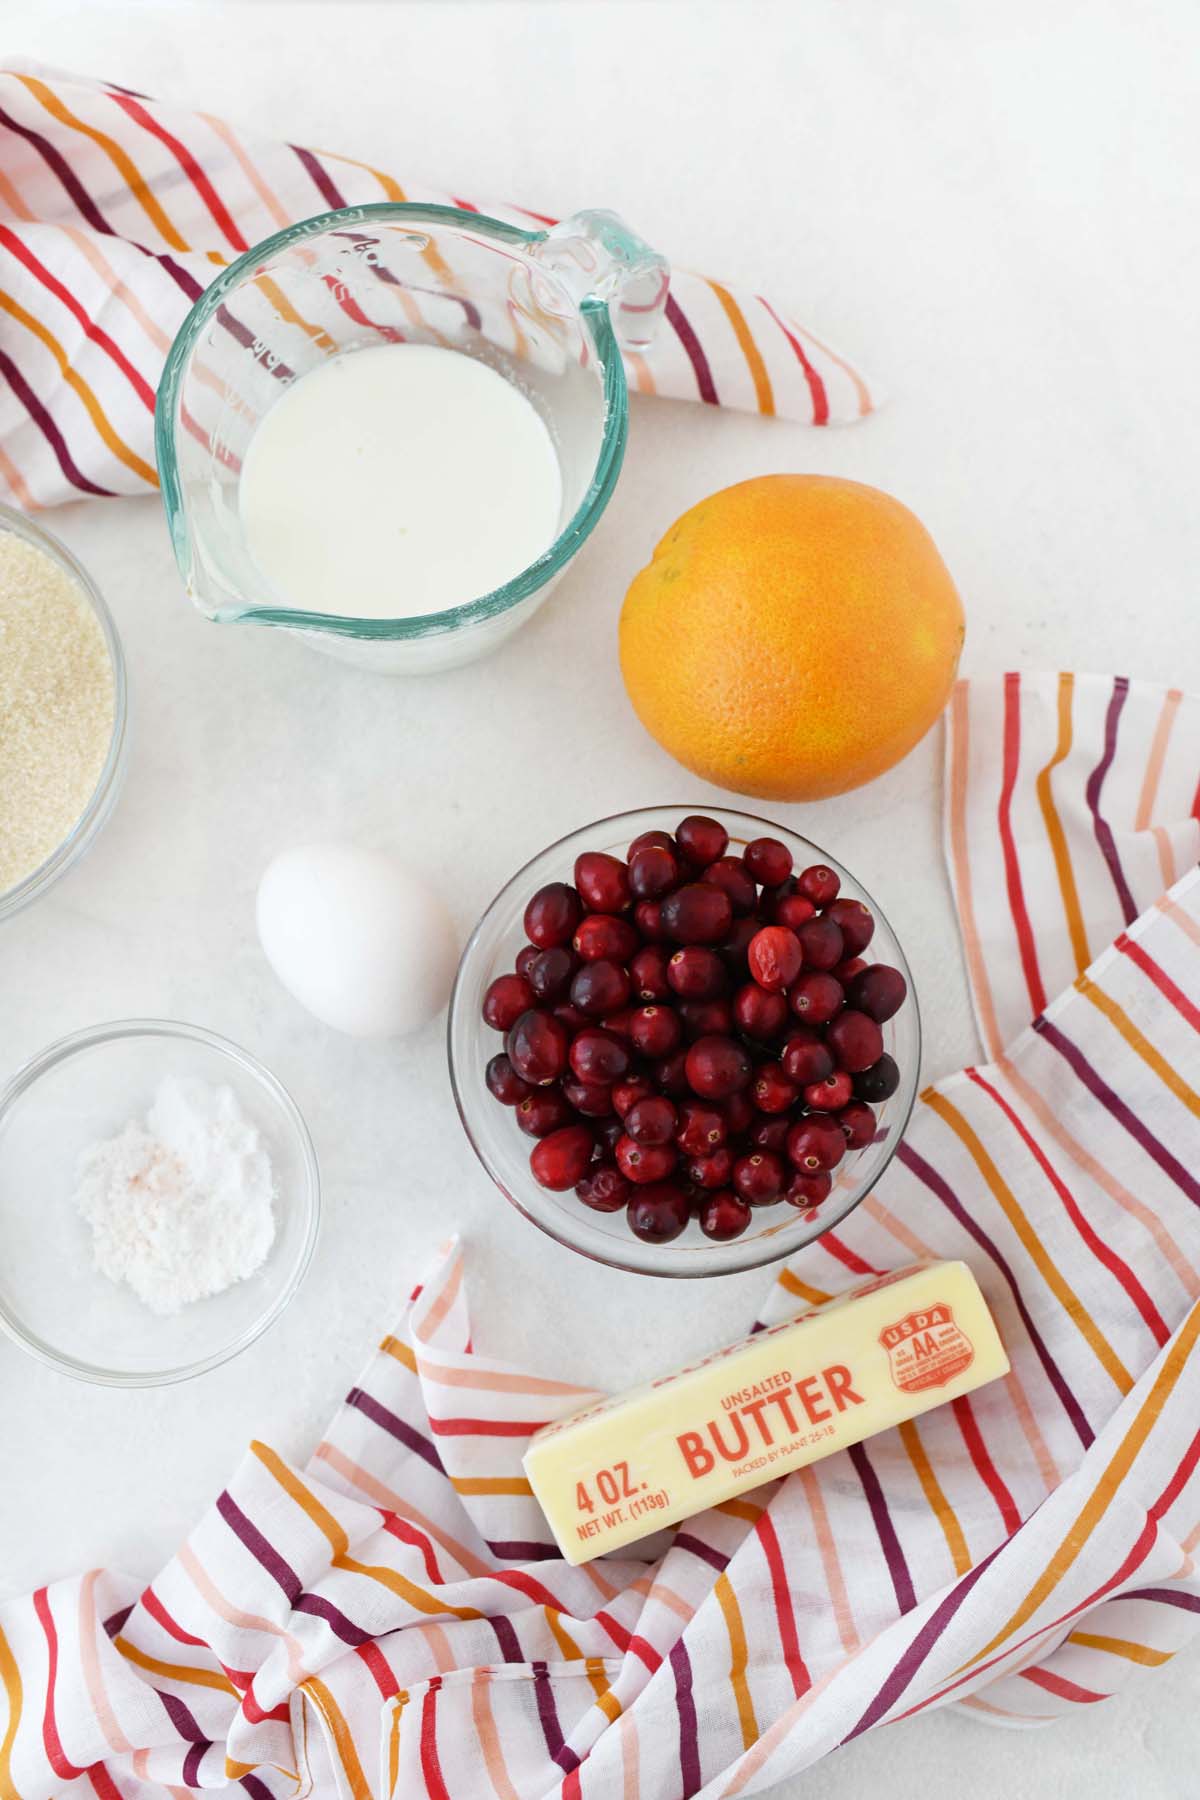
<box><xmin>524</xmin><ymin>1262</ymin><xmax>1009</xmax><ymax>1563</ymax></box>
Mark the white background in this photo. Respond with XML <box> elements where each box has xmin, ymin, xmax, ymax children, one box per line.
<box><xmin>3</xmin><ymin>2</ymin><xmax>1199</xmax><ymax>1795</ymax></box>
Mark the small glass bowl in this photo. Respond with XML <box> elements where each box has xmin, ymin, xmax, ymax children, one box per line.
<box><xmin>0</xmin><ymin>503</ymin><xmax>129</xmax><ymax>922</ymax></box>
<box><xmin>449</xmin><ymin>806</ymin><xmax>920</xmax><ymax>1277</ymax></box>
<box><xmin>0</xmin><ymin>1021</ymin><xmax>320</xmax><ymax>1384</ymax></box>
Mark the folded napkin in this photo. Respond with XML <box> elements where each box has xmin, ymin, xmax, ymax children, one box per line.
<box><xmin>0</xmin><ymin>62</ymin><xmax>873</xmax><ymax>512</ymax></box>
<box><xmin>2</xmin><ymin>670</ymin><xmax>1197</xmax><ymax>1799</ymax></box>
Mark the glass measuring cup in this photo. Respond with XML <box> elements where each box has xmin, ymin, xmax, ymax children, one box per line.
<box><xmin>156</xmin><ymin>205</ymin><xmax>668</xmax><ymax>673</ymax></box>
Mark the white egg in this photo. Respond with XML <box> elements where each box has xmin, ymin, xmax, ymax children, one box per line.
<box><xmin>256</xmin><ymin>842</ymin><xmax>458</xmax><ymax>1037</ymax></box>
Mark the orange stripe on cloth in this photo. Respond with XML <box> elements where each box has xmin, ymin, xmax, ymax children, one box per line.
<box><xmin>253</xmin><ymin>274</ymin><xmax>337</xmax><ymax>351</ymax></box>
<box><xmin>898</xmin><ymin>1419</ymin><xmax>972</xmax><ymax>1577</ymax></box>
<box><xmin>1067</xmin><ymin>1629</ymin><xmax>1175</xmax><ymax>1667</ymax></box>
<box><xmin>200</xmin><ymin>113</ymin><xmax>292</xmax><ymax>229</ymax></box>
<box><xmin>1035</xmin><ymin>671</ymin><xmax>1092</xmax><ymax>977</ymax></box>
<box><xmin>963</xmin><ymin>1297</ymin><xmax>1200</xmax><ymax>1670</ymax></box>
<box><xmin>946</xmin><ymin>682</ymin><xmax>1004</xmax><ymax>1058</ymax></box>
<box><xmin>1076</xmin><ymin>971</ymin><xmax>1200</xmax><ymax>1119</ymax></box>
<box><xmin>923</xmin><ymin>1089</ymin><xmax>1134</xmax><ymax>1393</ymax></box>
<box><xmin>713</xmin><ymin>1572</ymin><xmax>759</xmax><ymax>1749</ymax></box>
<box><xmin>311</xmin><ymin>1440</ymin><xmax>493</xmax><ymax>1577</ymax></box>
<box><xmin>15</xmin><ymin>74</ymin><xmax>198</xmax><ymax>255</ymax></box>
<box><xmin>414</xmin><ymin>1251</ymin><xmax>464</xmax><ymax>1341</ymax></box>
<box><xmin>450</xmin><ymin>1475</ymin><xmax>534</xmax><ymax>1497</ymax></box>
<box><xmin>302</xmin><ymin>1676</ymin><xmax>372</xmax><ymax>1800</ymax></box>
<box><xmin>380</xmin><ymin>1334</ymin><xmax>417</xmax><ymax>1371</ymax></box>
<box><xmin>114</xmin><ymin>1635</ymin><xmax>236</xmax><ymax>1695</ymax></box>
<box><xmin>0</xmin><ymin>443</ymin><xmax>40</xmax><ymax>510</ymax></box>
<box><xmin>415</xmin><ymin>1351</ymin><xmax>596</xmax><ymax>1397</ymax></box>
<box><xmin>708</xmin><ymin>281</ymin><xmax>775</xmax><ymax>414</ymax></box>
<box><xmin>0</xmin><ymin>1622</ymin><xmax>22</xmax><ymax>1800</ymax></box>
<box><xmin>0</xmin><ymin>290</ymin><xmax>158</xmax><ymax>485</ymax></box>
<box><xmin>470</xmin><ymin>1670</ymin><xmax>522</xmax><ymax>1800</ymax></box>
<box><xmin>776</xmin><ymin>1268</ymin><xmax>834</xmax><ymax>1306</ymax></box>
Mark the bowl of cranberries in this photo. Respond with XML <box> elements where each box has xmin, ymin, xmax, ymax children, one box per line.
<box><xmin>448</xmin><ymin>807</ymin><xmax>919</xmax><ymax>1276</ymax></box>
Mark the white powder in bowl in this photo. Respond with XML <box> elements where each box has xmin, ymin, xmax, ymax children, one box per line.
<box><xmin>74</xmin><ymin>1075</ymin><xmax>276</xmax><ymax>1315</ymax></box>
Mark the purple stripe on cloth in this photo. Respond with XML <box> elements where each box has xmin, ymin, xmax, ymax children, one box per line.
<box><xmin>843</xmin><ymin>1539</ymin><xmax>1006</xmax><ymax>1739</ymax></box>
<box><xmin>1121</xmin><ymin>1587</ymin><xmax>1200</xmax><ymax>1613</ymax></box>
<box><xmin>240</xmin><ymin>1773</ymin><xmax>277</xmax><ymax>1800</ymax></box>
<box><xmin>665</xmin><ymin>293</ymin><xmax>718</xmax><ymax>404</ymax></box>
<box><xmin>847</xmin><ymin>1443</ymin><xmax>916</xmax><ymax>1615</ymax></box>
<box><xmin>670</xmin><ymin>1638</ymin><xmax>703</xmax><ymax>1797</ymax></box>
<box><xmin>344</xmin><ymin>1385</ymin><xmax>446</xmax><ymax>1473</ymax></box>
<box><xmin>103</xmin><ymin>1604</ymin><xmax>133</xmax><ymax>1639</ymax></box>
<box><xmin>291</xmin><ymin>143</ymin><xmax>349</xmax><ymax>210</ymax></box>
<box><xmin>154</xmin><ymin>1687</ymin><xmax>205</xmax><ymax>1742</ymax></box>
<box><xmin>215</xmin><ymin>304</ymin><xmax>294</xmax><ymax>382</ymax></box>
<box><xmin>673</xmin><ymin>1533</ymin><xmax>730</xmax><ymax>1574</ymax></box>
<box><xmin>485</xmin><ymin>1539</ymin><xmax>559</xmax><ymax>1562</ymax></box>
<box><xmin>216</xmin><ymin>1489</ymin><xmax>373</xmax><ymax>1648</ymax></box>
<box><xmin>182</xmin><ymin>1742</ymin><xmax>207</xmax><ymax>1785</ymax></box>
<box><xmin>293</xmin><ymin>1592</ymin><xmax>372</xmax><ymax>1647</ymax></box>
<box><xmin>531</xmin><ymin>1660</ymin><xmax>567</xmax><ymax>1766</ymax></box>
<box><xmin>0</xmin><ymin>347</ymin><xmax>116</xmax><ymax>497</ymax></box>
<box><xmin>488</xmin><ymin>1613</ymin><xmax>523</xmax><ymax>1663</ymax></box>
<box><xmin>1035</xmin><ymin>1015</ymin><xmax>1200</xmax><ymax>1209</ymax></box>
<box><xmin>1086</xmin><ymin>677</ymin><xmax>1138</xmax><ymax>925</ymax></box>
<box><xmin>0</xmin><ymin>102</ymin><xmax>115</xmax><ymax>235</ymax></box>
<box><xmin>899</xmin><ymin>1140</ymin><xmax>1095</xmax><ymax>1446</ymax></box>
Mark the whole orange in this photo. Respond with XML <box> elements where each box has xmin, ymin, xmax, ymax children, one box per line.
<box><xmin>618</xmin><ymin>475</ymin><xmax>964</xmax><ymax>801</ymax></box>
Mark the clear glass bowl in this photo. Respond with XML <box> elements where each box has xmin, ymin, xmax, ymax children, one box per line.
<box><xmin>0</xmin><ymin>503</ymin><xmax>128</xmax><ymax>922</ymax></box>
<box><xmin>449</xmin><ymin>806</ymin><xmax>920</xmax><ymax>1277</ymax></box>
<box><xmin>0</xmin><ymin>1021</ymin><xmax>320</xmax><ymax>1384</ymax></box>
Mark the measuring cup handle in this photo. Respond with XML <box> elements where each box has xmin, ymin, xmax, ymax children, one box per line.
<box><xmin>531</xmin><ymin>210</ymin><xmax>670</xmax><ymax>351</ymax></box>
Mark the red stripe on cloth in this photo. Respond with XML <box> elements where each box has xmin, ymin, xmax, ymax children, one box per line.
<box><xmin>819</xmin><ymin>1233</ymin><xmax>879</xmax><ymax>1276</ymax></box>
<box><xmin>1151</xmin><ymin>1425</ymin><xmax>1200</xmax><ymax>1522</ymax></box>
<box><xmin>664</xmin><ymin>293</ymin><xmax>718</xmax><ymax>405</ymax></box>
<box><xmin>1116</xmin><ymin>933</ymin><xmax>1200</xmax><ymax>1034</ymax></box>
<box><xmin>967</xmin><ymin>1068</ymin><xmax>1172</xmax><ymax>1346</ymax></box>
<box><xmin>999</xmin><ymin>671</ymin><xmax>1047</xmax><ymax>1016</ymax></box>
<box><xmin>319</xmin><ymin>273</ymin><xmax>403</xmax><ymax>342</ymax></box>
<box><xmin>140</xmin><ymin>1585</ymin><xmax>206</xmax><ymax>1646</ymax></box>
<box><xmin>110</xmin><ymin>94</ymin><xmax>249</xmax><ymax>251</ymax></box>
<box><xmin>33</xmin><ymin>1588</ymin><xmax>88</xmax><ymax>1780</ymax></box>
<box><xmin>758</xmin><ymin>295</ymin><xmax>829</xmax><ymax>424</ymax></box>
<box><xmin>419</xmin><ymin>1682</ymin><xmax>453</xmax><ymax>1800</ymax></box>
<box><xmin>591</xmin><ymin>1610</ymin><xmax>663</xmax><ymax>1672</ymax></box>
<box><xmin>563</xmin><ymin>1768</ymin><xmax>583</xmax><ymax>1800</ymax></box>
<box><xmin>1020</xmin><ymin>1665</ymin><xmax>1107</xmax><ymax>1704</ymax></box>
<box><xmin>0</xmin><ymin>346</ymin><xmax>116</xmax><ymax>496</ymax></box>
<box><xmin>427</xmin><ymin>1416</ymin><xmax>548</xmax><ymax>1436</ymax></box>
<box><xmin>291</xmin><ymin>144</ymin><xmax>348</xmax><ymax>210</ymax></box>
<box><xmin>88</xmin><ymin>1765</ymin><xmax>125</xmax><ymax>1800</ymax></box>
<box><xmin>755</xmin><ymin>1511</ymin><xmax>811</xmax><ymax>1696</ymax></box>
<box><xmin>380</xmin><ymin>1512</ymin><xmax>444</xmax><ymax>1585</ymax></box>
<box><xmin>952</xmin><ymin>1395</ymin><xmax>1021</xmax><ymax>1534</ymax></box>
<box><xmin>356</xmin><ymin>1640</ymin><xmax>399</xmax><ymax>1700</ymax></box>
<box><xmin>0</xmin><ymin>223</ymin><xmax>156</xmax><ymax>409</ymax></box>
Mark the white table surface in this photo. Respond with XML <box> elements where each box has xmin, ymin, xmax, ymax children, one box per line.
<box><xmin>3</xmin><ymin>2</ymin><xmax>1199</xmax><ymax>1795</ymax></box>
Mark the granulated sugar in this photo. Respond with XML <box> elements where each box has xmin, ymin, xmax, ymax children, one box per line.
<box><xmin>74</xmin><ymin>1075</ymin><xmax>276</xmax><ymax>1315</ymax></box>
<box><xmin>0</xmin><ymin>529</ymin><xmax>115</xmax><ymax>894</ymax></box>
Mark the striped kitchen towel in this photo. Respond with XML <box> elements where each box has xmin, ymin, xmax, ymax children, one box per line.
<box><xmin>1</xmin><ymin>671</ymin><xmax>1198</xmax><ymax>1799</ymax></box>
<box><xmin>0</xmin><ymin>62</ymin><xmax>873</xmax><ymax>511</ymax></box>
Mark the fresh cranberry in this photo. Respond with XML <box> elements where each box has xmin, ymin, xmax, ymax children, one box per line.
<box><xmin>625</xmin><ymin>1096</ymin><xmax>678</xmax><ymax>1145</ymax></box>
<box><xmin>783</xmin><ymin>1170</ymin><xmax>833</xmax><ymax>1207</ymax></box>
<box><xmin>507</xmin><ymin>1009</ymin><xmax>569</xmax><ymax>1084</ymax></box>
<box><xmin>570</xmin><ymin>959</ymin><xmax>631</xmax><ymax>1017</ymax></box>
<box><xmin>524</xmin><ymin>882</ymin><xmax>583</xmax><ymax>948</ymax></box>
<box><xmin>833</xmin><ymin>956</ymin><xmax>868</xmax><ymax>985</ymax></box>
<box><xmin>786</xmin><ymin>1118</ymin><xmax>845</xmax><ymax>1173</ymax></box>
<box><xmin>531</xmin><ymin>1124</ymin><xmax>595</xmax><ymax>1190</ymax></box>
<box><xmin>702</xmin><ymin>856</ymin><xmax>758</xmax><ymax>916</ymax></box>
<box><xmin>571</xmin><ymin>915</ymin><xmax>636</xmax><ymax>964</ymax></box>
<box><xmin>721</xmin><ymin>1089</ymin><xmax>755</xmax><ymax>1135</ymax></box>
<box><xmin>570</xmin><ymin>1028</ymin><xmax>630</xmax><ymax>1085</ymax></box>
<box><xmin>628</xmin><ymin>1184</ymin><xmax>690</xmax><ymax>1242</ymax></box>
<box><xmin>675</xmin><ymin>1101</ymin><xmax>727</xmax><ymax>1156</ymax></box>
<box><xmin>613</xmin><ymin>1076</ymin><xmax>654</xmax><ymax>1119</ymax></box>
<box><xmin>515</xmin><ymin>944</ymin><xmax>540</xmax><ymax>981</ymax></box>
<box><xmin>629</xmin><ymin>844</ymin><xmax>680</xmax><ymax>899</ymax></box>
<box><xmin>675</xmin><ymin>814</ymin><xmax>729</xmax><ymax>868</ymax></box>
<box><xmin>679</xmin><ymin>998</ymin><xmax>735</xmax><ymax>1039</ymax></box>
<box><xmin>685</xmin><ymin>1034</ymin><xmax>752</xmax><ymax>1099</ymax></box>
<box><xmin>750</xmin><ymin>1114</ymin><xmax>791</xmax><ymax>1153</ymax></box>
<box><xmin>483</xmin><ymin>973</ymin><xmax>535</xmax><ymax>1031</ymax></box>
<box><xmin>698</xmin><ymin>1191</ymin><xmax>753</xmax><ymax>1241</ymax></box>
<box><xmin>747</xmin><ymin>925</ymin><xmax>803</xmax><ymax>993</ymax></box>
<box><xmin>616</xmin><ymin>1137</ymin><xmax>678</xmax><ymax>1184</ymax></box>
<box><xmin>797</xmin><ymin>915</ymin><xmax>844</xmax><ymax>971</ymax></box>
<box><xmin>719</xmin><ymin>916</ymin><xmax>759</xmax><ymax>972</ymax></box>
<box><xmin>576</xmin><ymin>1167</ymin><xmax>632</xmax><ymax>1212</ymax></box>
<box><xmin>781</xmin><ymin>1028</ymin><xmax>835</xmax><ymax>1084</ymax></box>
<box><xmin>552</xmin><ymin>1002</ymin><xmax>588</xmax><ymax>1035</ymax></box>
<box><xmin>803</xmin><ymin>1071</ymin><xmax>854</xmax><ymax>1111</ymax></box>
<box><xmin>733</xmin><ymin>1151</ymin><xmax>786</xmax><ymax>1205</ymax></box>
<box><xmin>826</xmin><ymin>897</ymin><xmax>875</xmax><ymax>956</ymax></box>
<box><xmin>601</xmin><ymin>1009</ymin><xmax>635</xmax><ymax>1040</ymax></box>
<box><xmin>774</xmin><ymin>893</ymin><xmax>817</xmax><ymax>931</ymax></box>
<box><xmin>853</xmin><ymin>1054</ymin><xmax>900</xmax><ymax>1102</ymax></box>
<box><xmin>734</xmin><ymin>982</ymin><xmax>789</xmax><ymax>1043</ymax></box>
<box><xmin>655</xmin><ymin>1050</ymin><xmax>691</xmax><ymax>1098</ymax></box>
<box><xmin>838</xmin><ymin>1100</ymin><xmax>877</xmax><ymax>1149</ymax></box>
<box><xmin>573</xmin><ymin>852</ymin><xmax>631</xmax><ymax>916</ymax></box>
<box><xmin>848</xmin><ymin>964</ymin><xmax>908</xmax><ymax>1023</ymax></box>
<box><xmin>826</xmin><ymin>1010</ymin><xmax>884</xmax><ymax>1073</ymax></box>
<box><xmin>628</xmin><ymin>828</ymin><xmax>677</xmax><ymax>858</ymax></box>
<box><xmin>528</xmin><ymin>947</ymin><xmax>577</xmax><ymax>1003</ymax></box>
<box><xmin>687</xmin><ymin>1147</ymin><xmax>734</xmax><ymax>1189</ymax></box>
<box><xmin>751</xmin><ymin>1061</ymin><xmax>796</xmax><ymax>1114</ymax></box>
<box><xmin>629</xmin><ymin>945</ymin><xmax>672</xmax><ymax>1002</ymax></box>
<box><xmin>668</xmin><ymin>946</ymin><xmax>728</xmax><ymax>1000</ymax></box>
<box><xmin>516</xmin><ymin>1089</ymin><xmax>576</xmax><ymax>1138</ymax></box>
<box><xmin>593</xmin><ymin>1116</ymin><xmax>625</xmax><ymax>1159</ymax></box>
<box><xmin>634</xmin><ymin>899</ymin><xmax>670</xmax><ymax>942</ymax></box>
<box><xmin>629</xmin><ymin>1005</ymin><xmax>682</xmax><ymax>1058</ymax></box>
<box><xmin>788</xmin><ymin>972</ymin><xmax>844</xmax><ymax>1024</ymax></box>
<box><xmin>744</xmin><ymin>836</ymin><xmax>793</xmax><ymax>886</ymax></box>
<box><xmin>797</xmin><ymin>864</ymin><xmax>840</xmax><ymax>907</ymax></box>
<box><xmin>563</xmin><ymin>1076</ymin><xmax>615</xmax><ymax>1117</ymax></box>
<box><xmin>661</xmin><ymin>883</ymin><xmax>733</xmax><ymax>945</ymax></box>
<box><xmin>486</xmin><ymin>1053</ymin><xmax>531</xmax><ymax>1106</ymax></box>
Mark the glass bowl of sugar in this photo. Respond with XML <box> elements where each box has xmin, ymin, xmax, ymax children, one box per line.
<box><xmin>0</xmin><ymin>1020</ymin><xmax>320</xmax><ymax>1385</ymax></box>
<box><xmin>0</xmin><ymin>504</ymin><xmax>128</xmax><ymax>922</ymax></box>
